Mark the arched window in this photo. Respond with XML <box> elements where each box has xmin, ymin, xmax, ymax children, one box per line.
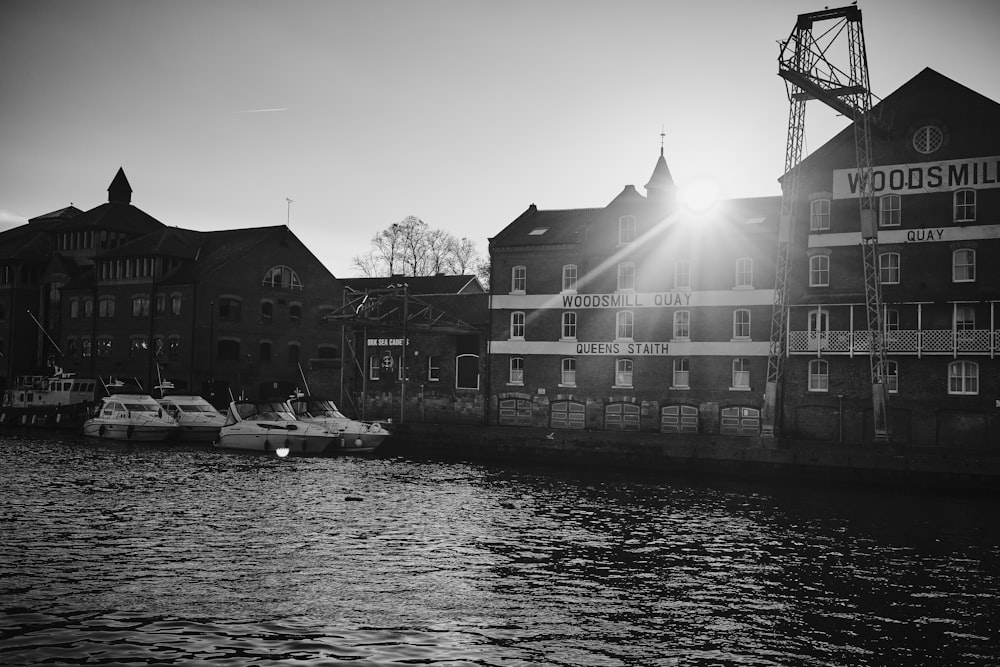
<box><xmin>262</xmin><ymin>265</ymin><xmax>303</xmax><ymax>289</ymax></box>
<box><xmin>952</xmin><ymin>249</ymin><xmax>975</xmax><ymax>282</ymax></box>
<box><xmin>560</xmin><ymin>358</ymin><xmax>576</xmax><ymax>387</ymax></box>
<box><xmin>260</xmin><ymin>300</ymin><xmax>274</xmax><ymax>324</ymax></box>
<box><xmin>561</xmin><ymin>311</ymin><xmax>577</xmax><ymax>340</ymax></box>
<box><xmin>509</xmin><ymin>356</ymin><xmax>524</xmax><ymax>385</ymax></box>
<box><xmin>615</xmin><ymin>358</ymin><xmax>633</xmax><ymax>388</ymax></box>
<box><xmin>456</xmin><ymin>353</ymin><xmax>479</xmax><ymax>389</ymax></box>
<box><xmin>954</xmin><ymin>189</ymin><xmax>976</xmax><ymax>223</ymax></box>
<box><xmin>879</xmin><ymin>194</ymin><xmax>901</xmax><ymax>227</ymax></box>
<box><xmin>733</xmin><ymin>309</ymin><xmax>751</xmax><ymax>340</ymax></box>
<box><xmin>731</xmin><ymin>358</ymin><xmax>750</xmax><ymax>390</ymax></box>
<box><xmin>878</xmin><ymin>252</ymin><xmax>900</xmax><ymax>284</ymax></box>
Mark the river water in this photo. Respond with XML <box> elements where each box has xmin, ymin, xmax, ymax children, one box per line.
<box><xmin>1</xmin><ymin>432</ymin><xmax>998</xmax><ymax>666</ymax></box>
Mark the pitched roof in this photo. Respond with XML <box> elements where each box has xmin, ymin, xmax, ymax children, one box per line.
<box><xmin>101</xmin><ymin>226</ymin><xmax>204</xmax><ymax>260</ymax></box>
<box><xmin>490</xmin><ymin>204</ymin><xmax>603</xmax><ymax>248</ymax></box>
<box><xmin>341</xmin><ymin>274</ymin><xmax>484</xmax><ymax>295</ymax></box>
<box><xmin>28</xmin><ymin>205</ymin><xmax>83</xmax><ymax>224</ymax></box>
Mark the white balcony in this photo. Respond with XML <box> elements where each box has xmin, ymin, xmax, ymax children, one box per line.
<box><xmin>788</xmin><ymin>329</ymin><xmax>999</xmax><ymax>356</ymax></box>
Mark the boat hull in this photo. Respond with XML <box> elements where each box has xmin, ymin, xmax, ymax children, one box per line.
<box><xmin>215</xmin><ymin>429</ymin><xmax>337</xmax><ymax>455</ymax></box>
<box><xmin>82</xmin><ymin>420</ymin><xmax>179</xmax><ymax>441</ymax></box>
<box><xmin>323</xmin><ymin>431</ymin><xmax>387</xmax><ymax>455</ymax></box>
<box><xmin>0</xmin><ymin>404</ymin><xmax>94</xmax><ymax>430</ymax></box>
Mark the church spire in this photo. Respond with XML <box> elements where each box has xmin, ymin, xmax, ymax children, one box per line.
<box><xmin>645</xmin><ymin>131</ymin><xmax>676</xmax><ymax>202</ymax></box>
<box><xmin>108</xmin><ymin>167</ymin><xmax>132</xmax><ymax>204</ymax></box>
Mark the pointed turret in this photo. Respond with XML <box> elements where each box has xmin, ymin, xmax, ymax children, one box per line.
<box><xmin>644</xmin><ymin>145</ymin><xmax>677</xmax><ymax>204</ymax></box>
<box><xmin>108</xmin><ymin>167</ymin><xmax>132</xmax><ymax>204</ymax></box>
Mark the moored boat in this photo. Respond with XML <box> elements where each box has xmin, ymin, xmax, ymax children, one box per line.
<box><xmin>82</xmin><ymin>394</ymin><xmax>179</xmax><ymax>441</ymax></box>
<box><xmin>156</xmin><ymin>394</ymin><xmax>227</xmax><ymax>442</ymax></box>
<box><xmin>288</xmin><ymin>395</ymin><xmax>389</xmax><ymax>454</ymax></box>
<box><xmin>0</xmin><ymin>369</ymin><xmax>98</xmax><ymax>429</ymax></box>
<box><xmin>215</xmin><ymin>400</ymin><xmax>341</xmax><ymax>455</ymax></box>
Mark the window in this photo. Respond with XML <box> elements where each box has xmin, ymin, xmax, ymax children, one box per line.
<box><xmin>155</xmin><ymin>294</ymin><xmax>167</xmax><ymax>315</ymax></box>
<box><xmin>171</xmin><ymin>294</ymin><xmax>181</xmax><ymax>316</ymax></box>
<box><xmin>617</xmin><ymin>262</ymin><xmax>635</xmax><ymax>291</ymax></box>
<box><xmin>560</xmin><ymin>358</ymin><xmax>577</xmax><ymax>387</ymax></box>
<box><xmin>810</xmin><ymin>199</ymin><xmax>831</xmax><ymax>231</ymax></box>
<box><xmin>168</xmin><ymin>336</ymin><xmax>180</xmax><ymax>361</ymax></box>
<box><xmin>562</xmin><ymin>265</ymin><xmax>578</xmax><ymax>293</ymax></box>
<box><xmin>735</xmin><ymin>257</ymin><xmax>753</xmax><ymax>289</ymax></box>
<box><xmin>510</xmin><ymin>311</ymin><xmax>525</xmax><ymax>339</ymax></box>
<box><xmin>672</xmin><ymin>358</ymin><xmax>690</xmax><ymax>388</ymax></box>
<box><xmin>809</xmin><ymin>255</ymin><xmax>830</xmax><ymax>287</ymax></box>
<box><xmin>98</xmin><ymin>296</ymin><xmax>115</xmax><ymax>318</ymax></box>
<box><xmin>427</xmin><ymin>355</ymin><xmax>440</xmax><ymax>382</ymax></box>
<box><xmin>261</xmin><ymin>300</ymin><xmax>273</xmax><ymax>324</ymax></box>
<box><xmin>82</xmin><ymin>338</ymin><xmax>92</xmax><ymax>358</ymax></box>
<box><xmin>561</xmin><ymin>311</ymin><xmax>577</xmax><ymax>340</ymax></box>
<box><xmin>259</xmin><ymin>341</ymin><xmax>272</xmax><ymax>364</ymax></box>
<box><xmin>84</xmin><ymin>298</ymin><xmax>93</xmax><ymax>318</ymax></box>
<box><xmin>217</xmin><ymin>339</ymin><xmax>240</xmax><ymax>361</ymax></box>
<box><xmin>96</xmin><ymin>337</ymin><xmax>113</xmax><ymax>357</ymax></box>
<box><xmin>808</xmin><ymin>359</ymin><xmax>828</xmax><ymax>392</ymax></box>
<box><xmin>369</xmin><ymin>355</ymin><xmax>380</xmax><ymax>381</ymax></box>
<box><xmin>288</xmin><ymin>303</ymin><xmax>301</xmax><ymax>324</ymax></box>
<box><xmin>615</xmin><ymin>358</ymin><xmax>633</xmax><ymax>388</ymax></box>
<box><xmin>673</xmin><ymin>310</ymin><xmax>690</xmax><ymax>340</ymax></box>
<box><xmin>287</xmin><ymin>343</ymin><xmax>300</xmax><ymax>364</ymax></box>
<box><xmin>879</xmin><ymin>194</ymin><xmax>901</xmax><ymax>227</ymax></box>
<box><xmin>618</xmin><ymin>215</ymin><xmax>636</xmax><ymax>245</ymax></box>
<box><xmin>218</xmin><ymin>297</ymin><xmax>242</xmax><ymax>321</ymax></box>
<box><xmin>131</xmin><ymin>296</ymin><xmax>150</xmax><ymax>318</ymax></box>
<box><xmin>129</xmin><ymin>337</ymin><xmax>148</xmax><ymax>359</ymax></box>
<box><xmin>456</xmin><ymin>354</ymin><xmax>479</xmax><ymax>389</ymax></box>
<box><xmin>881</xmin><ymin>360</ymin><xmax>898</xmax><ymax>393</ymax></box>
<box><xmin>67</xmin><ymin>338</ymin><xmax>77</xmax><ymax>358</ymax></box>
<box><xmin>733</xmin><ymin>309</ymin><xmax>751</xmax><ymax>340</ymax></box>
<box><xmin>509</xmin><ymin>356</ymin><xmax>524</xmax><ymax>385</ymax></box>
<box><xmin>879</xmin><ymin>253</ymin><xmax>900</xmax><ymax>285</ymax></box>
<box><xmin>316</xmin><ymin>345</ymin><xmax>337</xmax><ymax>360</ymax></box>
<box><xmin>731</xmin><ymin>358</ymin><xmax>750</xmax><ymax>390</ymax></box>
<box><xmin>953</xmin><ymin>249</ymin><xmax>975</xmax><ymax>282</ymax></box>
<box><xmin>615</xmin><ymin>310</ymin><xmax>634</xmax><ymax>340</ymax></box>
<box><xmin>511</xmin><ymin>265</ymin><xmax>526</xmax><ymax>293</ymax></box>
<box><xmin>674</xmin><ymin>260</ymin><xmax>691</xmax><ymax>290</ymax></box>
<box><xmin>263</xmin><ymin>265</ymin><xmax>303</xmax><ymax>289</ymax></box>
<box><xmin>69</xmin><ymin>299</ymin><xmax>79</xmax><ymax>318</ymax></box>
<box><xmin>955</xmin><ymin>305</ymin><xmax>975</xmax><ymax>332</ymax></box>
<box><xmin>948</xmin><ymin>360</ymin><xmax>978</xmax><ymax>395</ymax></box>
<box><xmin>954</xmin><ymin>189</ymin><xmax>976</xmax><ymax>223</ymax></box>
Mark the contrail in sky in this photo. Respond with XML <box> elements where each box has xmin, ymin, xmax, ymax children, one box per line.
<box><xmin>236</xmin><ymin>108</ymin><xmax>289</xmax><ymax>113</ymax></box>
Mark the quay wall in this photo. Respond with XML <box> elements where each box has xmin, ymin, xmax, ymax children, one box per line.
<box><xmin>379</xmin><ymin>423</ymin><xmax>1000</xmax><ymax>493</ymax></box>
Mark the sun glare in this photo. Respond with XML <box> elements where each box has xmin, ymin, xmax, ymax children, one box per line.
<box><xmin>679</xmin><ymin>179</ymin><xmax>723</xmax><ymax>214</ymax></box>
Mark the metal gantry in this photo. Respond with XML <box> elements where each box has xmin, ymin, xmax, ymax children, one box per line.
<box><xmin>763</xmin><ymin>5</ymin><xmax>890</xmax><ymax>441</ymax></box>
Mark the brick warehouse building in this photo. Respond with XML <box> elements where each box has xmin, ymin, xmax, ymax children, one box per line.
<box><xmin>780</xmin><ymin>68</ymin><xmax>1000</xmax><ymax>446</ymax></box>
<box><xmin>0</xmin><ymin>168</ymin><xmax>346</xmax><ymax>406</ymax></box>
<box><xmin>488</xmin><ymin>150</ymin><xmax>782</xmax><ymax>434</ymax></box>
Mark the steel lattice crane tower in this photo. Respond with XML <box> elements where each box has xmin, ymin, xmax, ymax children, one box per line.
<box><xmin>762</xmin><ymin>5</ymin><xmax>890</xmax><ymax>442</ymax></box>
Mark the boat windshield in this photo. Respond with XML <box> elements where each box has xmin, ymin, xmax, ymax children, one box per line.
<box><xmin>175</xmin><ymin>402</ymin><xmax>218</xmax><ymax>413</ymax></box>
<box><xmin>292</xmin><ymin>399</ymin><xmax>347</xmax><ymax>419</ymax></box>
<box><xmin>235</xmin><ymin>401</ymin><xmax>296</xmax><ymax>421</ymax></box>
<box><xmin>123</xmin><ymin>401</ymin><xmax>161</xmax><ymax>413</ymax></box>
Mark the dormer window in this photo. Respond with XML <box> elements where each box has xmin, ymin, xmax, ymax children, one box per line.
<box><xmin>262</xmin><ymin>265</ymin><xmax>303</xmax><ymax>290</ymax></box>
<box><xmin>618</xmin><ymin>216</ymin><xmax>636</xmax><ymax>245</ymax></box>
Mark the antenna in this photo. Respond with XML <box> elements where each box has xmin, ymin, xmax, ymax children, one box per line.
<box><xmin>286</xmin><ymin>198</ymin><xmax>293</xmax><ymax>227</ymax></box>
<box><xmin>660</xmin><ymin>125</ymin><xmax>665</xmax><ymax>156</ymax></box>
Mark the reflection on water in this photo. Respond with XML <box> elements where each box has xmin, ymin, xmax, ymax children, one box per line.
<box><xmin>1</xmin><ymin>432</ymin><xmax>998</xmax><ymax>666</ymax></box>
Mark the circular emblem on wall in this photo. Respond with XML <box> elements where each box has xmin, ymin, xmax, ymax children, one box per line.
<box><xmin>912</xmin><ymin>125</ymin><xmax>943</xmax><ymax>155</ymax></box>
<box><xmin>380</xmin><ymin>352</ymin><xmax>395</xmax><ymax>372</ymax></box>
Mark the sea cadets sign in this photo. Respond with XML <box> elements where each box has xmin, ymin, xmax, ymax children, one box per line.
<box><xmin>833</xmin><ymin>155</ymin><xmax>1000</xmax><ymax>199</ymax></box>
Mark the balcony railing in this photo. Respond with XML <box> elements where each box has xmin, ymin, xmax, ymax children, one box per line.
<box><xmin>788</xmin><ymin>329</ymin><xmax>998</xmax><ymax>356</ymax></box>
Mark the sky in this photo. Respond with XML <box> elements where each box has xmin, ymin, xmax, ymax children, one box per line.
<box><xmin>2</xmin><ymin>0</ymin><xmax>999</xmax><ymax>278</ymax></box>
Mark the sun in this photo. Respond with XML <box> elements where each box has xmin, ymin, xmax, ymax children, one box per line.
<box><xmin>679</xmin><ymin>178</ymin><xmax>723</xmax><ymax>214</ymax></box>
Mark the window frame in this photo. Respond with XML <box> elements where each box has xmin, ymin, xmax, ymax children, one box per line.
<box><xmin>560</xmin><ymin>358</ymin><xmax>577</xmax><ymax>387</ymax></box>
<box><xmin>954</xmin><ymin>189</ymin><xmax>976</xmax><ymax>223</ymax></box>
<box><xmin>731</xmin><ymin>357</ymin><xmax>750</xmax><ymax>391</ymax></box>
<box><xmin>617</xmin><ymin>262</ymin><xmax>636</xmax><ymax>292</ymax></box>
<box><xmin>734</xmin><ymin>257</ymin><xmax>753</xmax><ymax>289</ymax></box>
<box><xmin>618</xmin><ymin>215</ymin><xmax>637</xmax><ymax>245</ymax></box>
<box><xmin>511</xmin><ymin>265</ymin><xmax>526</xmax><ymax>294</ymax></box>
<box><xmin>614</xmin><ymin>358</ymin><xmax>634</xmax><ymax>388</ymax></box>
<box><xmin>879</xmin><ymin>252</ymin><xmax>900</xmax><ymax>285</ymax></box>
<box><xmin>672</xmin><ymin>310</ymin><xmax>690</xmax><ymax>340</ymax></box>
<box><xmin>561</xmin><ymin>264</ymin><xmax>578</xmax><ymax>293</ymax></box>
<box><xmin>615</xmin><ymin>310</ymin><xmax>634</xmax><ymax>341</ymax></box>
<box><xmin>672</xmin><ymin>357</ymin><xmax>690</xmax><ymax>389</ymax></box>
<box><xmin>810</xmin><ymin>198</ymin><xmax>831</xmax><ymax>231</ymax></box>
<box><xmin>952</xmin><ymin>249</ymin><xmax>976</xmax><ymax>283</ymax></box>
<box><xmin>674</xmin><ymin>260</ymin><xmax>691</xmax><ymax>290</ymax></box>
<box><xmin>510</xmin><ymin>311</ymin><xmax>525</xmax><ymax>339</ymax></box>
<box><xmin>732</xmin><ymin>308</ymin><xmax>751</xmax><ymax>341</ymax></box>
<box><xmin>948</xmin><ymin>360</ymin><xmax>978</xmax><ymax>395</ymax></box>
<box><xmin>809</xmin><ymin>255</ymin><xmax>830</xmax><ymax>287</ymax></box>
<box><xmin>561</xmin><ymin>311</ymin><xmax>577</xmax><ymax>341</ymax></box>
<box><xmin>509</xmin><ymin>356</ymin><xmax>524</xmax><ymax>385</ymax></box>
<box><xmin>807</xmin><ymin>358</ymin><xmax>829</xmax><ymax>392</ymax></box>
<box><xmin>879</xmin><ymin>194</ymin><xmax>901</xmax><ymax>227</ymax></box>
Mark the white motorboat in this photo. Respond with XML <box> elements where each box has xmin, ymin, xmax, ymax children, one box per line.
<box><xmin>82</xmin><ymin>394</ymin><xmax>179</xmax><ymax>441</ymax></box>
<box><xmin>215</xmin><ymin>400</ymin><xmax>341</xmax><ymax>455</ymax></box>
<box><xmin>156</xmin><ymin>394</ymin><xmax>227</xmax><ymax>442</ymax></box>
<box><xmin>288</xmin><ymin>396</ymin><xmax>389</xmax><ymax>454</ymax></box>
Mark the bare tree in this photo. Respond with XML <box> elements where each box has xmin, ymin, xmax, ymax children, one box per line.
<box><xmin>351</xmin><ymin>216</ymin><xmax>487</xmax><ymax>280</ymax></box>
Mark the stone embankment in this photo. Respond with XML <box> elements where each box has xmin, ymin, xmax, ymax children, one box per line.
<box><xmin>379</xmin><ymin>423</ymin><xmax>1000</xmax><ymax>493</ymax></box>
